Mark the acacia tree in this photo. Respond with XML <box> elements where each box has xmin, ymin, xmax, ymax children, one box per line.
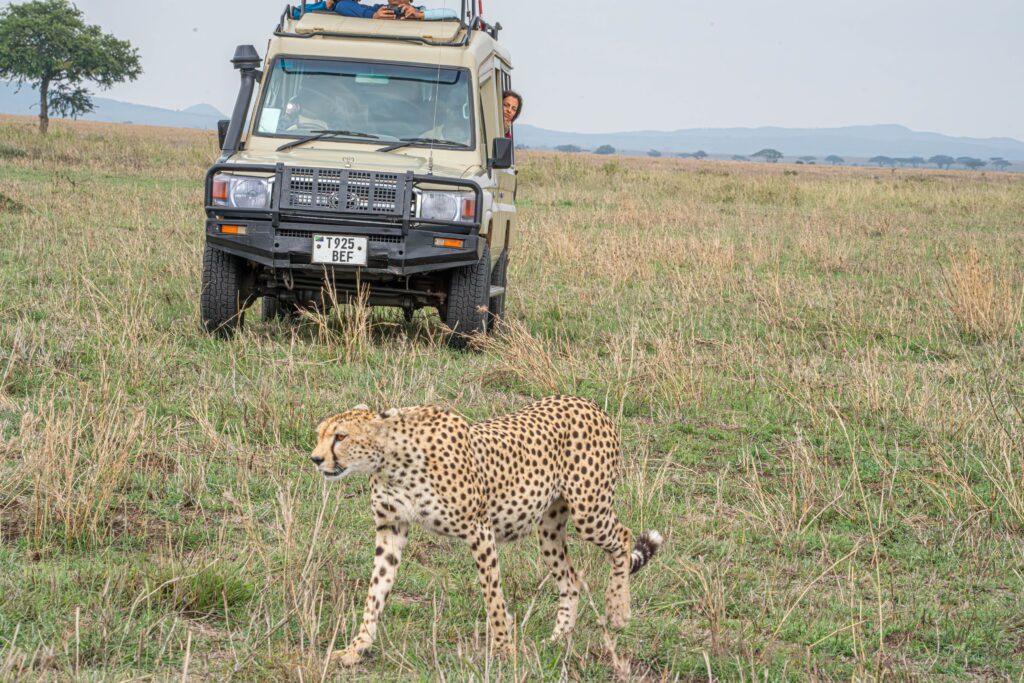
<box><xmin>928</xmin><ymin>155</ymin><xmax>954</xmax><ymax>169</ymax></box>
<box><xmin>752</xmin><ymin>148</ymin><xmax>783</xmax><ymax>163</ymax></box>
<box><xmin>825</xmin><ymin>155</ymin><xmax>844</xmax><ymax>165</ymax></box>
<box><xmin>0</xmin><ymin>0</ymin><xmax>141</xmax><ymax>134</ymax></box>
<box><xmin>958</xmin><ymin>157</ymin><xmax>987</xmax><ymax>170</ymax></box>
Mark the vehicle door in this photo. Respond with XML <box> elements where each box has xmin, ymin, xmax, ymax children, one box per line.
<box><xmin>479</xmin><ymin>59</ymin><xmax>516</xmax><ymax>258</ymax></box>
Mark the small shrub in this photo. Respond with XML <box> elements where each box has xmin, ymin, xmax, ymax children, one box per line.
<box><xmin>0</xmin><ymin>193</ymin><xmax>25</xmax><ymax>213</ymax></box>
<box><xmin>0</xmin><ymin>143</ymin><xmax>27</xmax><ymax>159</ymax></box>
<box><xmin>147</xmin><ymin>561</ymin><xmax>255</xmax><ymax>619</ymax></box>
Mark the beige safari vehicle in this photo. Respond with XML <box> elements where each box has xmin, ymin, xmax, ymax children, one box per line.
<box><xmin>201</xmin><ymin>3</ymin><xmax>516</xmax><ymax>348</ymax></box>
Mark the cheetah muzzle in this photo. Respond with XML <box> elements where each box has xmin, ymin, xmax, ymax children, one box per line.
<box><xmin>310</xmin><ymin>395</ymin><xmax>664</xmax><ymax>665</ymax></box>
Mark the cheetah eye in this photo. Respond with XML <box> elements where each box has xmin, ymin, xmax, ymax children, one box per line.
<box><xmin>334</xmin><ymin>434</ymin><xmax>347</xmax><ymax>443</ymax></box>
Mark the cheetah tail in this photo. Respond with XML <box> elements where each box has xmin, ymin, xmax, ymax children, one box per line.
<box><xmin>629</xmin><ymin>529</ymin><xmax>664</xmax><ymax>575</ymax></box>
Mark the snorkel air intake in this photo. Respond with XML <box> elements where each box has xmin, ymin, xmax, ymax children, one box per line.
<box><xmin>222</xmin><ymin>45</ymin><xmax>262</xmax><ymax>155</ymax></box>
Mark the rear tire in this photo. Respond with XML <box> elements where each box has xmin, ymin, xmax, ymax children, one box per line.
<box><xmin>261</xmin><ymin>296</ymin><xmax>283</xmax><ymax>321</ymax></box>
<box><xmin>261</xmin><ymin>295</ymin><xmax>305</xmax><ymax>322</ymax></box>
<box><xmin>445</xmin><ymin>244</ymin><xmax>490</xmax><ymax>350</ymax></box>
<box><xmin>201</xmin><ymin>244</ymin><xmax>253</xmax><ymax>338</ymax></box>
<box><xmin>488</xmin><ymin>249</ymin><xmax>508</xmax><ymax>329</ymax></box>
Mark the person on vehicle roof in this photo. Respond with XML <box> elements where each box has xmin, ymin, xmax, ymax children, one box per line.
<box><xmin>292</xmin><ymin>0</ymin><xmax>458</xmax><ymax>21</ymax></box>
<box><xmin>502</xmin><ymin>90</ymin><xmax>522</xmax><ymax>139</ymax></box>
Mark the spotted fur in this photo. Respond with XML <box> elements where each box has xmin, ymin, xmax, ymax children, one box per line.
<box><xmin>310</xmin><ymin>395</ymin><xmax>663</xmax><ymax>666</ymax></box>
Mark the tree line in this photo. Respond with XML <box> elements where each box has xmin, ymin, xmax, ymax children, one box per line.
<box><xmin>549</xmin><ymin>144</ymin><xmax>1015</xmax><ymax>171</ymax></box>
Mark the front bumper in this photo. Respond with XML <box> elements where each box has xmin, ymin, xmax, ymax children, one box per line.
<box><xmin>205</xmin><ymin>218</ymin><xmax>480</xmax><ymax>275</ymax></box>
<box><xmin>204</xmin><ymin>162</ymin><xmax>484</xmax><ymax>277</ymax></box>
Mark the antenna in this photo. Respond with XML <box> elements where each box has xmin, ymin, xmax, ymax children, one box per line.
<box><xmin>425</xmin><ymin>0</ymin><xmax>452</xmax><ymax>176</ymax></box>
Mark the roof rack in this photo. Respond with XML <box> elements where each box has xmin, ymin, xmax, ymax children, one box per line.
<box><xmin>276</xmin><ymin>1</ymin><xmax>502</xmax><ymax>47</ymax></box>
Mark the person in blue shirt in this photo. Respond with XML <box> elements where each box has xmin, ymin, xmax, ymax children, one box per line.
<box><xmin>292</xmin><ymin>0</ymin><xmax>458</xmax><ymax>21</ymax></box>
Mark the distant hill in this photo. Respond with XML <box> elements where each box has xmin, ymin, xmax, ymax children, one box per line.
<box><xmin>516</xmin><ymin>123</ymin><xmax>1024</xmax><ymax>161</ymax></box>
<box><xmin>0</xmin><ymin>81</ymin><xmax>225</xmax><ymax>130</ymax></box>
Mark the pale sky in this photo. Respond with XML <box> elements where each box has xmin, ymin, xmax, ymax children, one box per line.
<box><xmin>16</xmin><ymin>0</ymin><xmax>1024</xmax><ymax>140</ymax></box>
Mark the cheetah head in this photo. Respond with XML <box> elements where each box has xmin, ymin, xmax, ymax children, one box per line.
<box><xmin>311</xmin><ymin>404</ymin><xmax>386</xmax><ymax>480</ymax></box>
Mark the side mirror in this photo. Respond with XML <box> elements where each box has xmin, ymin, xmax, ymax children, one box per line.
<box><xmin>217</xmin><ymin>119</ymin><xmax>230</xmax><ymax>150</ymax></box>
<box><xmin>491</xmin><ymin>137</ymin><xmax>513</xmax><ymax>169</ymax></box>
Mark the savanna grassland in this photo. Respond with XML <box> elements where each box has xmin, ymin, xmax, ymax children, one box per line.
<box><xmin>1</xmin><ymin>113</ymin><xmax>1023</xmax><ymax>681</ymax></box>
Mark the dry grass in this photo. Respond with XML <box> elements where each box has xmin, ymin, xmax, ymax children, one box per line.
<box><xmin>1</xmin><ymin>114</ymin><xmax>1023</xmax><ymax>680</ymax></box>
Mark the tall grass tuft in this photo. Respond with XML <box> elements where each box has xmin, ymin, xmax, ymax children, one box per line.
<box><xmin>300</xmin><ymin>279</ymin><xmax>373</xmax><ymax>361</ymax></box>
<box><xmin>944</xmin><ymin>246</ymin><xmax>1022</xmax><ymax>341</ymax></box>
<box><xmin>18</xmin><ymin>391</ymin><xmax>146</xmax><ymax>547</ymax></box>
<box><xmin>477</xmin><ymin>317</ymin><xmax>576</xmax><ymax>395</ymax></box>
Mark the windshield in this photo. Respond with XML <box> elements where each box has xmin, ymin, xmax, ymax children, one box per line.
<box><xmin>254</xmin><ymin>57</ymin><xmax>474</xmax><ymax>148</ymax></box>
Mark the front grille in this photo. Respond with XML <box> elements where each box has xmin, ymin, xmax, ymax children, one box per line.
<box><xmin>276</xmin><ymin>229</ymin><xmax>402</xmax><ymax>244</ymax></box>
<box><xmin>280</xmin><ymin>167</ymin><xmax>411</xmax><ymax>217</ymax></box>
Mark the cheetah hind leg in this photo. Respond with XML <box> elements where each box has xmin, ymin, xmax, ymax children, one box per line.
<box><xmin>580</xmin><ymin>519</ymin><xmax>663</xmax><ymax>632</ymax></box>
<box><xmin>538</xmin><ymin>498</ymin><xmax>580</xmax><ymax>640</ymax></box>
<box><xmin>611</xmin><ymin>528</ymin><xmax>664</xmax><ymax>630</ymax></box>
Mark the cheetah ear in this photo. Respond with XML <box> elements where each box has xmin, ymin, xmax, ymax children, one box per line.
<box><xmin>379</xmin><ymin>408</ymin><xmax>400</xmax><ymax>419</ymax></box>
<box><xmin>352</xmin><ymin>403</ymin><xmax>371</xmax><ymax>411</ymax></box>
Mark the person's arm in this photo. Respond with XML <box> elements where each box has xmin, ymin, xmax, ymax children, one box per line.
<box><xmin>333</xmin><ymin>1</ymin><xmax>386</xmax><ymax>18</ymax></box>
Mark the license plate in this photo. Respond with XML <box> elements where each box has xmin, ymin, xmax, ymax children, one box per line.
<box><xmin>312</xmin><ymin>235</ymin><xmax>368</xmax><ymax>266</ymax></box>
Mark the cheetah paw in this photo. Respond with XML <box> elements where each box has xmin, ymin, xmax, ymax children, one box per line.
<box><xmin>549</xmin><ymin>626</ymin><xmax>575</xmax><ymax>642</ymax></box>
<box><xmin>332</xmin><ymin>646</ymin><xmax>365</xmax><ymax>667</ymax></box>
<box><xmin>607</xmin><ymin>610</ymin><xmax>631</xmax><ymax>631</ymax></box>
<box><xmin>490</xmin><ymin>640</ymin><xmax>515</xmax><ymax>659</ymax></box>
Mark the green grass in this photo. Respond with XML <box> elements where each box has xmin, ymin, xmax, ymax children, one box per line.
<box><xmin>1</xmin><ymin>114</ymin><xmax>1023</xmax><ymax>680</ymax></box>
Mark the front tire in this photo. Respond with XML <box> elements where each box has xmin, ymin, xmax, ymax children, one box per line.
<box><xmin>201</xmin><ymin>244</ymin><xmax>253</xmax><ymax>337</ymax></box>
<box><xmin>445</xmin><ymin>244</ymin><xmax>490</xmax><ymax>350</ymax></box>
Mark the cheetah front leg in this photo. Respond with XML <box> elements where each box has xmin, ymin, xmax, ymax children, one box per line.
<box><xmin>334</xmin><ymin>522</ymin><xmax>409</xmax><ymax>667</ymax></box>
<box><xmin>466</xmin><ymin>521</ymin><xmax>514</xmax><ymax>658</ymax></box>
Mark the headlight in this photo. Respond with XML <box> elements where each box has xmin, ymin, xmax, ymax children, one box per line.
<box><xmin>212</xmin><ymin>174</ymin><xmax>272</xmax><ymax>209</ymax></box>
<box><xmin>417</xmin><ymin>191</ymin><xmax>476</xmax><ymax>223</ymax></box>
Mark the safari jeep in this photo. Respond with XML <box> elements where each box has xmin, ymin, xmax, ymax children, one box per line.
<box><xmin>201</xmin><ymin>3</ymin><xmax>516</xmax><ymax>348</ymax></box>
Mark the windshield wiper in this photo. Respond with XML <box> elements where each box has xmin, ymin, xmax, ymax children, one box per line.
<box><xmin>277</xmin><ymin>129</ymin><xmax>381</xmax><ymax>152</ymax></box>
<box><xmin>378</xmin><ymin>137</ymin><xmax>466</xmax><ymax>153</ymax></box>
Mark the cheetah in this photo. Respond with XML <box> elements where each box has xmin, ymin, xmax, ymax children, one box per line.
<box><xmin>310</xmin><ymin>395</ymin><xmax>664</xmax><ymax>666</ymax></box>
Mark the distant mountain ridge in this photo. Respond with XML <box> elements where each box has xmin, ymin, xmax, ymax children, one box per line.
<box><xmin>0</xmin><ymin>81</ymin><xmax>225</xmax><ymax>130</ymax></box>
<box><xmin>2</xmin><ymin>81</ymin><xmax>1021</xmax><ymax>160</ymax></box>
<box><xmin>516</xmin><ymin>123</ymin><xmax>1024</xmax><ymax>160</ymax></box>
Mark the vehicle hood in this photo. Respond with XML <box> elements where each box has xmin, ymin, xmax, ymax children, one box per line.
<box><xmin>225</xmin><ymin>147</ymin><xmax>476</xmax><ymax>179</ymax></box>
